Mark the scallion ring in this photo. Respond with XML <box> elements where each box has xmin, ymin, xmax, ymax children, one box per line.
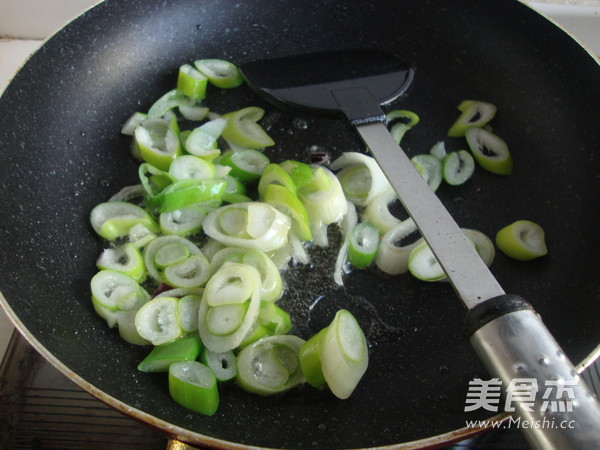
<box><xmin>194</xmin><ymin>59</ymin><xmax>244</xmax><ymax>89</ymax></box>
<box><xmin>442</xmin><ymin>150</ymin><xmax>475</xmax><ymax>185</ymax></box>
<box><xmin>496</xmin><ymin>220</ymin><xmax>548</xmax><ymax>260</ymax></box>
<box><xmin>168</xmin><ymin>361</ymin><xmax>219</xmax><ymax>415</ymax></box>
<box><xmin>465</xmin><ymin>127</ymin><xmax>513</xmax><ymax>175</ymax></box>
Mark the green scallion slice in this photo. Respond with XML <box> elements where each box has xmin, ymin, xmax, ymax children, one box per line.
<box><xmin>348</xmin><ymin>222</ymin><xmax>380</xmax><ymax>269</ymax></box>
<box><xmin>442</xmin><ymin>150</ymin><xmax>475</xmax><ymax>186</ymax></box>
<box><xmin>168</xmin><ymin>361</ymin><xmax>219</xmax><ymax>415</ymax></box>
<box><xmin>496</xmin><ymin>220</ymin><xmax>548</xmax><ymax>260</ymax></box>
<box><xmin>447</xmin><ymin>100</ymin><xmax>497</xmax><ymax>138</ymax></box>
<box><xmin>137</xmin><ymin>335</ymin><xmax>203</xmax><ymax>372</ymax></box>
<box><xmin>465</xmin><ymin>127</ymin><xmax>513</xmax><ymax>175</ymax></box>
<box><xmin>194</xmin><ymin>59</ymin><xmax>244</xmax><ymax>89</ymax></box>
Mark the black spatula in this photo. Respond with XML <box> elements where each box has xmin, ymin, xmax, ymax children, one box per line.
<box><xmin>240</xmin><ymin>49</ymin><xmax>600</xmax><ymax>449</ymax></box>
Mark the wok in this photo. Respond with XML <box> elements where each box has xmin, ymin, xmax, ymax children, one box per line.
<box><xmin>0</xmin><ymin>0</ymin><xmax>599</xmax><ymax>448</ymax></box>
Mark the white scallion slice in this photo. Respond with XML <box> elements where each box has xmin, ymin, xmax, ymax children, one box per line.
<box><xmin>362</xmin><ymin>187</ymin><xmax>403</xmax><ymax>234</ymax></box>
<box><xmin>442</xmin><ymin>150</ymin><xmax>475</xmax><ymax>186</ymax></box>
<box><xmin>198</xmin><ymin>264</ymin><xmax>262</xmax><ymax>353</ymax></box>
<box><xmin>206</xmin><ymin>303</ymin><xmax>248</xmax><ymax>335</ymax></box>
<box><xmin>204</xmin><ymin>262</ymin><xmax>257</xmax><ymax>306</ymax></box>
<box><xmin>375</xmin><ymin>218</ymin><xmax>422</xmax><ymax>275</ymax></box>
<box><xmin>169</xmin><ymin>155</ymin><xmax>215</xmax><ymax>180</ymax></box>
<box><xmin>319</xmin><ymin>310</ymin><xmax>369</xmax><ymax>399</ymax></box>
<box><xmin>128</xmin><ymin>223</ymin><xmax>157</xmax><ymax>248</ymax></box>
<box><xmin>185</xmin><ymin>127</ymin><xmax>219</xmax><ymax>159</ymax></box>
<box><xmin>299</xmin><ymin>166</ymin><xmax>348</xmax><ymax>231</ymax></box>
<box><xmin>154</xmin><ymin>242</ymin><xmax>191</xmax><ymax>269</ymax></box>
<box><xmin>201</xmin><ymin>349</ymin><xmax>237</xmax><ymax>382</ymax></box>
<box><xmin>194</xmin><ymin>59</ymin><xmax>244</xmax><ymax>89</ymax></box>
<box><xmin>163</xmin><ymin>254</ymin><xmax>211</xmax><ymax>288</ymax></box>
<box><xmin>177</xmin><ymin>294</ymin><xmax>202</xmax><ymax>333</ymax></box>
<box><xmin>429</xmin><ymin>141</ymin><xmax>447</xmax><ymax>161</ymax></box>
<box><xmin>221</xmin><ymin>107</ymin><xmax>275</xmax><ymax>149</ymax></box>
<box><xmin>121</xmin><ymin>112</ymin><xmax>148</xmax><ymax>135</ymax></box>
<box><xmin>203</xmin><ymin>202</ymin><xmax>291</xmax><ymax>252</ymax></box>
<box><xmin>463</xmin><ymin>228</ymin><xmax>495</xmax><ymax>267</ymax></box>
<box><xmin>143</xmin><ymin>235</ymin><xmax>204</xmax><ymax>283</ymax></box>
<box><xmin>96</xmin><ymin>243</ymin><xmax>146</xmax><ymax>282</ymax></box>
<box><xmin>90</xmin><ymin>201</ymin><xmax>159</xmax><ymax>241</ymax></box>
<box><xmin>333</xmin><ymin>201</ymin><xmax>357</xmax><ymax>286</ymax></box>
<box><xmin>236</xmin><ymin>335</ymin><xmax>306</xmax><ymax>396</ymax></box>
<box><xmin>159</xmin><ymin>206</ymin><xmax>207</xmax><ymax>237</ymax></box>
<box><xmin>135</xmin><ymin>296</ymin><xmax>182</xmax><ymax>345</ymax></box>
<box><xmin>147</xmin><ymin>89</ymin><xmax>193</xmax><ymax>119</ymax></box>
<box><xmin>411</xmin><ymin>154</ymin><xmax>442</xmax><ymax>192</ymax></box>
<box><xmin>179</xmin><ymin>104</ymin><xmax>209</xmax><ymax>121</ymax></box>
<box><xmin>330</xmin><ymin>152</ymin><xmax>392</xmax><ymax>207</ymax></box>
<box><xmin>91</xmin><ymin>270</ymin><xmax>149</xmax><ymax>312</ymax></box>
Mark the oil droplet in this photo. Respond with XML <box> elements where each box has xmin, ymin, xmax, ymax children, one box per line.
<box><xmin>98</xmin><ymin>179</ymin><xmax>111</xmax><ymax>188</ymax></box>
<box><xmin>292</xmin><ymin>117</ymin><xmax>309</xmax><ymax>130</ymax></box>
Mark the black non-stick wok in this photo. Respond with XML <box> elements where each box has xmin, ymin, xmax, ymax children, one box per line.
<box><xmin>1</xmin><ymin>0</ymin><xmax>599</xmax><ymax>448</ymax></box>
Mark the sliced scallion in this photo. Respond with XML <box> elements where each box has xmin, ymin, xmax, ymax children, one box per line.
<box><xmin>203</xmin><ymin>202</ymin><xmax>291</xmax><ymax>252</ymax></box>
<box><xmin>198</xmin><ymin>263</ymin><xmax>262</xmax><ymax>352</ymax></box>
<box><xmin>348</xmin><ymin>222</ymin><xmax>380</xmax><ymax>269</ymax></box>
<box><xmin>465</xmin><ymin>127</ymin><xmax>513</xmax><ymax>175</ymax></box>
<box><xmin>96</xmin><ymin>242</ymin><xmax>146</xmax><ymax>282</ymax></box>
<box><xmin>301</xmin><ymin>310</ymin><xmax>368</xmax><ymax>400</ymax></box>
<box><xmin>201</xmin><ymin>349</ymin><xmax>237</xmax><ymax>382</ymax></box>
<box><xmin>135</xmin><ymin>296</ymin><xmax>183</xmax><ymax>345</ymax></box>
<box><xmin>495</xmin><ymin>220</ymin><xmax>548</xmax><ymax>260</ymax></box>
<box><xmin>442</xmin><ymin>150</ymin><xmax>475</xmax><ymax>186</ymax></box>
<box><xmin>221</xmin><ymin>106</ymin><xmax>275</xmax><ymax>149</ymax></box>
<box><xmin>447</xmin><ymin>100</ymin><xmax>497</xmax><ymax>138</ymax></box>
<box><xmin>219</xmin><ymin>149</ymin><xmax>270</xmax><ymax>182</ymax></box>
<box><xmin>263</xmin><ymin>183</ymin><xmax>312</xmax><ymax>242</ymax></box>
<box><xmin>137</xmin><ymin>335</ymin><xmax>203</xmax><ymax>372</ymax></box>
<box><xmin>410</xmin><ymin>154</ymin><xmax>442</xmax><ymax>192</ymax></box>
<box><xmin>134</xmin><ymin>117</ymin><xmax>182</xmax><ymax>170</ymax></box>
<box><xmin>177</xmin><ymin>293</ymin><xmax>202</xmax><ymax>333</ymax></box>
<box><xmin>176</xmin><ymin>64</ymin><xmax>208</xmax><ymax>101</ymax></box>
<box><xmin>331</xmin><ymin>152</ymin><xmax>391</xmax><ymax>207</ymax></box>
<box><xmin>194</xmin><ymin>59</ymin><xmax>244</xmax><ymax>89</ymax></box>
<box><xmin>236</xmin><ymin>335</ymin><xmax>306</xmax><ymax>396</ymax></box>
<box><xmin>168</xmin><ymin>361</ymin><xmax>219</xmax><ymax>415</ymax></box>
<box><xmin>90</xmin><ymin>201</ymin><xmax>159</xmax><ymax>241</ymax></box>
<box><xmin>121</xmin><ymin>112</ymin><xmax>147</xmax><ymax>136</ymax></box>
<box><xmin>385</xmin><ymin>110</ymin><xmax>420</xmax><ymax>144</ymax></box>
<box><xmin>169</xmin><ymin>155</ymin><xmax>215</xmax><ymax>180</ymax></box>
<box><xmin>159</xmin><ymin>206</ymin><xmax>208</xmax><ymax>237</ymax></box>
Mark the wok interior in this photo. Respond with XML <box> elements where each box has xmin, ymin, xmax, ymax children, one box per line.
<box><xmin>0</xmin><ymin>0</ymin><xmax>598</xmax><ymax>448</ymax></box>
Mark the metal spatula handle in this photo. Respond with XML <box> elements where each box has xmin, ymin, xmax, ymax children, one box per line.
<box><xmin>349</xmin><ymin>108</ymin><xmax>600</xmax><ymax>450</ymax></box>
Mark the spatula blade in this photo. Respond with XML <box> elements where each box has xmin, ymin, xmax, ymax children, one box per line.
<box><xmin>241</xmin><ymin>48</ymin><xmax>414</xmax><ymax>123</ymax></box>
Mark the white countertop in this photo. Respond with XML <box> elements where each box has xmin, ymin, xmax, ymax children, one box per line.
<box><xmin>0</xmin><ymin>0</ymin><xmax>599</xmax><ymax>359</ymax></box>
